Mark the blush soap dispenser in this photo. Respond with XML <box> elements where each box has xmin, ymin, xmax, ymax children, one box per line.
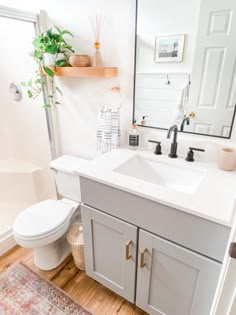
<box><xmin>129</xmin><ymin>120</ymin><xmax>140</xmax><ymax>150</ymax></box>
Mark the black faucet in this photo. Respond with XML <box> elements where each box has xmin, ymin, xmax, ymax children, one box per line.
<box><xmin>148</xmin><ymin>140</ymin><xmax>162</xmax><ymax>155</ymax></box>
<box><xmin>180</xmin><ymin>117</ymin><xmax>190</xmax><ymax>131</ymax></box>
<box><xmin>167</xmin><ymin>124</ymin><xmax>178</xmax><ymax>158</ymax></box>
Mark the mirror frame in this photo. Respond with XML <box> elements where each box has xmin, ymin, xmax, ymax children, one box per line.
<box><xmin>132</xmin><ymin>0</ymin><xmax>236</xmax><ymax>139</ymax></box>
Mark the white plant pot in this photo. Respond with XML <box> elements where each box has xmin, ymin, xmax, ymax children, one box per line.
<box><xmin>43</xmin><ymin>53</ymin><xmax>65</xmax><ymax>66</ymax></box>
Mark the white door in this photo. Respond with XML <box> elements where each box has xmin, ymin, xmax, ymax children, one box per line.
<box><xmin>136</xmin><ymin>229</ymin><xmax>221</xmax><ymax>315</ymax></box>
<box><xmin>187</xmin><ymin>0</ymin><xmax>236</xmax><ymax>137</ymax></box>
<box><xmin>81</xmin><ymin>205</ymin><xmax>137</xmax><ymax>303</ymax></box>
<box><xmin>211</xmin><ymin>227</ymin><xmax>236</xmax><ymax>315</ymax></box>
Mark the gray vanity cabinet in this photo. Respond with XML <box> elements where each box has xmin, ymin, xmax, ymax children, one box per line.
<box><xmin>82</xmin><ymin>203</ymin><xmax>221</xmax><ymax>315</ymax></box>
<box><xmin>136</xmin><ymin>229</ymin><xmax>221</xmax><ymax>315</ymax></box>
<box><xmin>81</xmin><ymin>204</ymin><xmax>137</xmax><ymax>303</ymax></box>
<box><xmin>80</xmin><ymin>178</ymin><xmax>229</xmax><ymax>314</ymax></box>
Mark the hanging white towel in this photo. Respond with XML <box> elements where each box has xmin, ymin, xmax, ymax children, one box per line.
<box><xmin>175</xmin><ymin>82</ymin><xmax>190</xmax><ymax>123</ymax></box>
<box><xmin>97</xmin><ymin>106</ymin><xmax>121</xmax><ymax>153</ymax></box>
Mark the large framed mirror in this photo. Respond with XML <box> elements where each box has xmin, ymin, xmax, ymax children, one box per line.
<box><xmin>133</xmin><ymin>0</ymin><xmax>236</xmax><ymax>138</ymax></box>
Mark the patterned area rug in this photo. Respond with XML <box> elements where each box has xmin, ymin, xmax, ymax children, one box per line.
<box><xmin>0</xmin><ymin>262</ymin><xmax>92</xmax><ymax>314</ymax></box>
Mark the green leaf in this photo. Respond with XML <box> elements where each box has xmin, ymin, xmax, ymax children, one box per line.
<box><xmin>54</xmin><ymin>25</ymin><xmax>62</xmax><ymax>35</ymax></box>
<box><xmin>55</xmin><ymin>59</ymin><xmax>66</xmax><ymax>66</ymax></box>
<box><xmin>55</xmin><ymin>101</ymin><xmax>61</xmax><ymax>105</ymax></box>
<box><xmin>20</xmin><ymin>82</ymin><xmax>26</xmax><ymax>87</ymax></box>
<box><xmin>34</xmin><ymin>50</ymin><xmax>42</xmax><ymax>59</ymax></box>
<box><xmin>43</xmin><ymin>66</ymin><xmax>54</xmax><ymax>77</ymax></box>
<box><xmin>27</xmin><ymin>79</ymin><xmax>32</xmax><ymax>87</ymax></box>
<box><xmin>45</xmin><ymin>44</ymin><xmax>58</xmax><ymax>54</ymax></box>
<box><xmin>63</xmin><ymin>45</ymin><xmax>74</xmax><ymax>52</ymax></box>
<box><xmin>27</xmin><ymin>90</ymin><xmax>33</xmax><ymax>98</ymax></box>
<box><xmin>33</xmin><ymin>36</ymin><xmax>43</xmax><ymax>48</ymax></box>
<box><xmin>56</xmin><ymin>86</ymin><xmax>63</xmax><ymax>96</ymax></box>
<box><xmin>42</xmin><ymin>104</ymin><xmax>51</xmax><ymax>108</ymax></box>
<box><xmin>47</xmin><ymin>29</ymin><xmax>53</xmax><ymax>38</ymax></box>
<box><xmin>61</xmin><ymin>30</ymin><xmax>73</xmax><ymax>37</ymax></box>
<box><xmin>48</xmin><ymin>95</ymin><xmax>53</xmax><ymax>98</ymax></box>
<box><xmin>35</xmin><ymin>78</ymin><xmax>44</xmax><ymax>85</ymax></box>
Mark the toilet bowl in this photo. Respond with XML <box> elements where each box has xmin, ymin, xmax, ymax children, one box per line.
<box><xmin>13</xmin><ymin>155</ymin><xmax>88</xmax><ymax>271</ymax></box>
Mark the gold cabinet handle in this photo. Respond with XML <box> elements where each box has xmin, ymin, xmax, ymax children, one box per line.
<box><xmin>126</xmin><ymin>240</ymin><xmax>132</xmax><ymax>260</ymax></box>
<box><xmin>140</xmin><ymin>248</ymin><xmax>147</xmax><ymax>268</ymax></box>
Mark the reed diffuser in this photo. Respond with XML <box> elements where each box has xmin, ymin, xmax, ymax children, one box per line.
<box><xmin>90</xmin><ymin>14</ymin><xmax>105</xmax><ymax>67</ymax></box>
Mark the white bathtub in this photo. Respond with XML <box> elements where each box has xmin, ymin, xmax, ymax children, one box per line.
<box><xmin>0</xmin><ymin>159</ymin><xmax>49</xmax><ymax>255</ymax></box>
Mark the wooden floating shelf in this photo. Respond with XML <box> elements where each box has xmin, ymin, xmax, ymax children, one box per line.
<box><xmin>53</xmin><ymin>67</ymin><xmax>118</xmax><ymax>78</ymax></box>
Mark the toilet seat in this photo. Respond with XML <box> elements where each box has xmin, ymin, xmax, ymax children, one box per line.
<box><xmin>13</xmin><ymin>199</ymin><xmax>79</xmax><ymax>248</ymax></box>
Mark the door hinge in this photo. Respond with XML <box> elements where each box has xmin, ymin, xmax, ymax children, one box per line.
<box><xmin>229</xmin><ymin>242</ymin><xmax>236</xmax><ymax>259</ymax></box>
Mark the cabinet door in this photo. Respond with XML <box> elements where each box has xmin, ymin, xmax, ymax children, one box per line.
<box><xmin>81</xmin><ymin>204</ymin><xmax>137</xmax><ymax>303</ymax></box>
<box><xmin>136</xmin><ymin>230</ymin><xmax>221</xmax><ymax>315</ymax></box>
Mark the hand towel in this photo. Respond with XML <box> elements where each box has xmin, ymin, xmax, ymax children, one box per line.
<box><xmin>175</xmin><ymin>82</ymin><xmax>190</xmax><ymax>123</ymax></box>
<box><xmin>97</xmin><ymin>106</ymin><xmax>121</xmax><ymax>153</ymax></box>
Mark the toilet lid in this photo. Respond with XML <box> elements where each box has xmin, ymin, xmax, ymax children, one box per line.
<box><xmin>13</xmin><ymin>199</ymin><xmax>76</xmax><ymax>238</ymax></box>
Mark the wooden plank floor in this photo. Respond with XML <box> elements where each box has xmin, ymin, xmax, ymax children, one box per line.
<box><xmin>0</xmin><ymin>246</ymin><xmax>147</xmax><ymax>315</ymax></box>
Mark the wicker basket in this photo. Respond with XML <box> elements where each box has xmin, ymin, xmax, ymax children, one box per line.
<box><xmin>67</xmin><ymin>223</ymin><xmax>85</xmax><ymax>270</ymax></box>
<box><xmin>69</xmin><ymin>54</ymin><xmax>90</xmax><ymax>67</ymax></box>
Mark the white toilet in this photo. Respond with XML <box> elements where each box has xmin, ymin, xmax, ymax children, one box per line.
<box><xmin>13</xmin><ymin>155</ymin><xmax>87</xmax><ymax>271</ymax></box>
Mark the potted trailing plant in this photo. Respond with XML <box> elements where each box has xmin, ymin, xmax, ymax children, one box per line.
<box><xmin>21</xmin><ymin>26</ymin><xmax>74</xmax><ymax>108</ymax></box>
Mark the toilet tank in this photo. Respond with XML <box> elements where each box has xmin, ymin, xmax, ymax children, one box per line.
<box><xmin>50</xmin><ymin>155</ymin><xmax>90</xmax><ymax>202</ymax></box>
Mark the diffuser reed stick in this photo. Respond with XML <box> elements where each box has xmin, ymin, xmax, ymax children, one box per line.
<box><xmin>90</xmin><ymin>14</ymin><xmax>105</xmax><ymax>67</ymax></box>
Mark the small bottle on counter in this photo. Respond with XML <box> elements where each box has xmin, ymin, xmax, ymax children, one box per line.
<box><xmin>140</xmin><ymin>116</ymin><xmax>147</xmax><ymax>126</ymax></box>
<box><xmin>129</xmin><ymin>120</ymin><xmax>140</xmax><ymax>150</ymax></box>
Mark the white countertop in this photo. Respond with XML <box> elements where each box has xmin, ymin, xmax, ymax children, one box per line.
<box><xmin>74</xmin><ymin>148</ymin><xmax>236</xmax><ymax>227</ymax></box>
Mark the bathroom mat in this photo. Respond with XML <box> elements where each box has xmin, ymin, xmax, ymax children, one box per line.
<box><xmin>0</xmin><ymin>262</ymin><xmax>92</xmax><ymax>314</ymax></box>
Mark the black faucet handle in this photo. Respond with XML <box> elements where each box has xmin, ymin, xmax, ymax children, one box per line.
<box><xmin>148</xmin><ymin>140</ymin><xmax>162</xmax><ymax>155</ymax></box>
<box><xmin>148</xmin><ymin>140</ymin><xmax>161</xmax><ymax>144</ymax></box>
<box><xmin>186</xmin><ymin>147</ymin><xmax>205</xmax><ymax>162</ymax></box>
<box><xmin>189</xmin><ymin>147</ymin><xmax>205</xmax><ymax>152</ymax></box>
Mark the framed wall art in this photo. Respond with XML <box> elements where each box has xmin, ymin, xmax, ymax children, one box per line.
<box><xmin>154</xmin><ymin>34</ymin><xmax>185</xmax><ymax>62</ymax></box>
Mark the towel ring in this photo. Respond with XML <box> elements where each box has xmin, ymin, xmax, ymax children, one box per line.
<box><xmin>100</xmin><ymin>85</ymin><xmax>122</xmax><ymax>110</ymax></box>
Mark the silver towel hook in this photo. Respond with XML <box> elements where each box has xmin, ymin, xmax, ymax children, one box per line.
<box><xmin>165</xmin><ymin>74</ymin><xmax>171</xmax><ymax>85</ymax></box>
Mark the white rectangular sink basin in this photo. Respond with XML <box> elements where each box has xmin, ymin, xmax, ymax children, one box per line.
<box><xmin>113</xmin><ymin>155</ymin><xmax>206</xmax><ymax>194</ymax></box>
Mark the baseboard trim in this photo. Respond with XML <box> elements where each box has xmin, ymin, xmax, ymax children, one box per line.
<box><xmin>0</xmin><ymin>229</ymin><xmax>16</xmax><ymax>256</ymax></box>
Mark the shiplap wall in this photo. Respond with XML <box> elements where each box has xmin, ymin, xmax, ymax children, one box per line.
<box><xmin>135</xmin><ymin>73</ymin><xmax>190</xmax><ymax>128</ymax></box>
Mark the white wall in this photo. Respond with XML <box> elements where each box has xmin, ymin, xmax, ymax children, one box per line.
<box><xmin>136</xmin><ymin>0</ymin><xmax>201</xmax><ymax>73</ymax></box>
<box><xmin>0</xmin><ymin>82</ymin><xmax>10</xmax><ymax>159</ymax></box>
<box><xmin>0</xmin><ymin>0</ymin><xmax>235</xmax><ymax>161</ymax></box>
<box><xmin>0</xmin><ymin>0</ymin><xmax>136</xmax><ymax>158</ymax></box>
